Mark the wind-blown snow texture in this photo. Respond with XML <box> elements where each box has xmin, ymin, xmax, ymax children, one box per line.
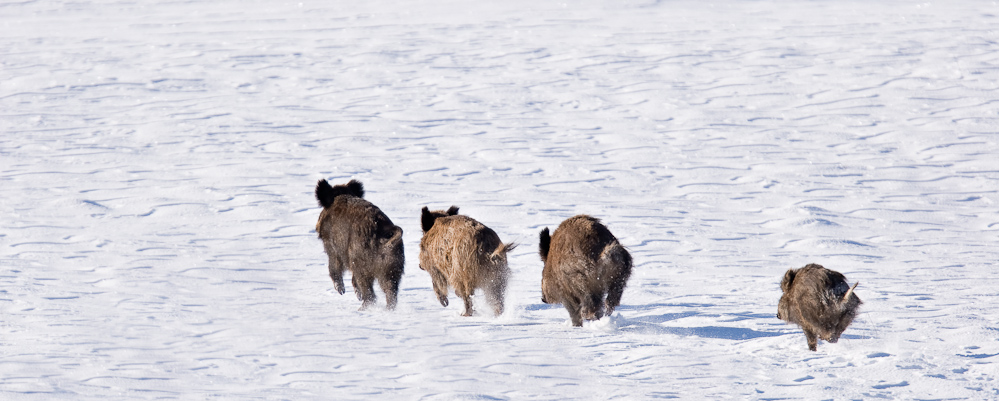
<box><xmin>2</xmin><ymin>0</ymin><xmax>998</xmax><ymax>399</ymax></box>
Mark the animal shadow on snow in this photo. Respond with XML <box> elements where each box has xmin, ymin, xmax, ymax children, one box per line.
<box><xmin>614</xmin><ymin>303</ymin><xmax>785</xmax><ymax>340</ymax></box>
<box><xmin>528</xmin><ymin>303</ymin><xmax>867</xmax><ymax>342</ymax></box>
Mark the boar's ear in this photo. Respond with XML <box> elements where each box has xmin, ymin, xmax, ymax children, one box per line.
<box><xmin>538</xmin><ymin>227</ymin><xmax>551</xmax><ymax>263</ymax></box>
<box><xmin>780</xmin><ymin>269</ymin><xmax>797</xmax><ymax>293</ymax></box>
<box><xmin>446</xmin><ymin>205</ymin><xmax>460</xmax><ymax>216</ymax></box>
<box><xmin>316</xmin><ymin>179</ymin><xmax>336</xmax><ymax>208</ymax></box>
<box><xmin>346</xmin><ymin>180</ymin><xmax>365</xmax><ymax>198</ymax></box>
<box><xmin>421</xmin><ymin>206</ymin><xmax>436</xmax><ymax>233</ymax></box>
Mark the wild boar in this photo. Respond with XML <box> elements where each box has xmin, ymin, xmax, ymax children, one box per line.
<box><xmin>538</xmin><ymin>215</ymin><xmax>632</xmax><ymax>326</ymax></box>
<box><xmin>777</xmin><ymin>263</ymin><xmax>862</xmax><ymax>351</ymax></box>
<box><xmin>315</xmin><ymin>179</ymin><xmax>404</xmax><ymax>310</ymax></box>
<box><xmin>419</xmin><ymin>206</ymin><xmax>517</xmax><ymax>316</ymax></box>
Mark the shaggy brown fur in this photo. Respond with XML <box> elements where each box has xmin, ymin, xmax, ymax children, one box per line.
<box><xmin>419</xmin><ymin>206</ymin><xmax>517</xmax><ymax>316</ymax></box>
<box><xmin>539</xmin><ymin>215</ymin><xmax>632</xmax><ymax>326</ymax></box>
<box><xmin>777</xmin><ymin>263</ymin><xmax>862</xmax><ymax>351</ymax></box>
<box><xmin>315</xmin><ymin>179</ymin><xmax>404</xmax><ymax>310</ymax></box>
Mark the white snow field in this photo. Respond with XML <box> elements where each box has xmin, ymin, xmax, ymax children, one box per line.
<box><xmin>3</xmin><ymin>0</ymin><xmax>999</xmax><ymax>399</ymax></box>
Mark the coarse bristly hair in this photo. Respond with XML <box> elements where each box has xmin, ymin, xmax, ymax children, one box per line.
<box><xmin>419</xmin><ymin>205</ymin><xmax>517</xmax><ymax>317</ymax></box>
<box><xmin>777</xmin><ymin>263</ymin><xmax>862</xmax><ymax>351</ymax></box>
<box><xmin>314</xmin><ymin>179</ymin><xmax>403</xmax><ymax>311</ymax></box>
<box><xmin>539</xmin><ymin>215</ymin><xmax>633</xmax><ymax>327</ymax></box>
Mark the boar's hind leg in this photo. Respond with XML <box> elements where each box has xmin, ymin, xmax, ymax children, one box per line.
<box><xmin>804</xmin><ymin>329</ymin><xmax>819</xmax><ymax>351</ymax></box>
<box><xmin>455</xmin><ymin>284</ymin><xmax>474</xmax><ymax>317</ymax></box>
<box><xmin>326</xmin><ymin>252</ymin><xmax>346</xmax><ymax>295</ymax></box>
<box><xmin>352</xmin><ymin>273</ymin><xmax>377</xmax><ymax>311</ymax></box>
<box><xmin>329</xmin><ymin>268</ymin><xmax>346</xmax><ymax>295</ymax></box>
<box><xmin>426</xmin><ymin>266</ymin><xmax>450</xmax><ymax>308</ymax></box>
<box><xmin>379</xmin><ymin>267</ymin><xmax>403</xmax><ymax>311</ymax></box>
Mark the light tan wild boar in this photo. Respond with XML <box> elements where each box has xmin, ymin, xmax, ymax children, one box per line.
<box><xmin>419</xmin><ymin>206</ymin><xmax>517</xmax><ymax>316</ymax></box>
<box><xmin>315</xmin><ymin>179</ymin><xmax>404</xmax><ymax>310</ymax></box>
<box><xmin>777</xmin><ymin>263</ymin><xmax>862</xmax><ymax>351</ymax></box>
<box><xmin>539</xmin><ymin>215</ymin><xmax>632</xmax><ymax>326</ymax></box>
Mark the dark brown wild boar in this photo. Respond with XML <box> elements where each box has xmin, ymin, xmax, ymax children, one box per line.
<box><xmin>538</xmin><ymin>215</ymin><xmax>632</xmax><ymax>326</ymax></box>
<box><xmin>777</xmin><ymin>263</ymin><xmax>862</xmax><ymax>351</ymax></box>
<box><xmin>419</xmin><ymin>206</ymin><xmax>517</xmax><ymax>316</ymax></box>
<box><xmin>315</xmin><ymin>179</ymin><xmax>404</xmax><ymax>310</ymax></box>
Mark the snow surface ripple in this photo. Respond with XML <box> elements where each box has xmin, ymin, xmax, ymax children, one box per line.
<box><xmin>2</xmin><ymin>0</ymin><xmax>998</xmax><ymax>399</ymax></box>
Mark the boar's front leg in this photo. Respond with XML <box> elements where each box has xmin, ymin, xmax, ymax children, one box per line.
<box><xmin>485</xmin><ymin>277</ymin><xmax>506</xmax><ymax>316</ymax></box>
<box><xmin>604</xmin><ymin>273</ymin><xmax>628</xmax><ymax>317</ymax></box>
<box><xmin>601</xmin><ymin>249</ymin><xmax>631</xmax><ymax>317</ymax></box>
<box><xmin>564</xmin><ymin>297</ymin><xmax>584</xmax><ymax>327</ymax></box>
<box><xmin>804</xmin><ymin>328</ymin><xmax>819</xmax><ymax>351</ymax></box>
<box><xmin>579</xmin><ymin>292</ymin><xmax>601</xmax><ymax>322</ymax></box>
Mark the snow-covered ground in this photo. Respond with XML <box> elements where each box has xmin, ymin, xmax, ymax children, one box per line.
<box><xmin>3</xmin><ymin>0</ymin><xmax>998</xmax><ymax>399</ymax></box>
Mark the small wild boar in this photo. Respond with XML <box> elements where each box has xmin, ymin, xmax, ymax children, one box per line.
<box><xmin>419</xmin><ymin>206</ymin><xmax>517</xmax><ymax>316</ymax></box>
<box><xmin>777</xmin><ymin>263</ymin><xmax>862</xmax><ymax>351</ymax></box>
<box><xmin>315</xmin><ymin>179</ymin><xmax>404</xmax><ymax>310</ymax></box>
<box><xmin>538</xmin><ymin>215</ymin><xmax>633</xmax><ymax>326</ymax></box>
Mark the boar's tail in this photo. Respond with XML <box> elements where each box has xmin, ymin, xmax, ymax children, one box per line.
<box><xmin>385</xmin><ymin>225</ymin><xmax>403</xmax><ymax>246</ymax></box>
<box><xmin>841</xmin><ymin>281</ymin><xmax>859</xmax><ymax>304</ymax></box>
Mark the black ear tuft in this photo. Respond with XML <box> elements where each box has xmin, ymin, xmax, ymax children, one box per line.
<box><xmin>318</xmin><ymin>179</ymin><xmax>366</xmax><ymax>208</ymax></box>
<box><xmin>446</xmin><ymin>205</ymin><xmax>459</xmax><ymax>216</ymax></box>
<box><xmin>538</xmin><ymin>227</ymin><xmax>551</xmax><ymax>263</ymax></box>
<box><xmin>347</xmin><ymin>180</ymin><xmax>365</xmax><ymax>198</ymax></box>
<box><xmin>421</xmin><ymin>206</ymin><xmax>436</xmax><ymax>233</ymax></box>
<box><xmin>316</xmin><ymin>179</ymin><xmax>336</xmax><ymax>208</ymax></box>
